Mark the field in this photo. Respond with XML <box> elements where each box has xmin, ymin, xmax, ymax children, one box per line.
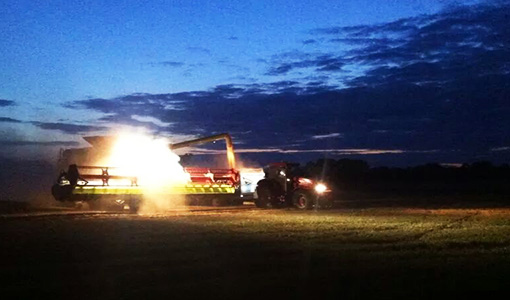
<box><xmin>1</xmin><ymin>199</ymin><xmax>510</xmax><ymax>299</ymax></box>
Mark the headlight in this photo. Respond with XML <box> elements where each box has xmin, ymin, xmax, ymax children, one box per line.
<box><xmin>314</xmin><ymin>183</ymin><xmax>327</xmax><ymax>193</ymax></box>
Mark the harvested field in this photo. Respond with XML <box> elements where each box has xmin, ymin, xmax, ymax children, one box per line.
<box><xmin>1</xmin><ymin>201</ymin><xmax>509</xmax><ymax>299</ymax></box>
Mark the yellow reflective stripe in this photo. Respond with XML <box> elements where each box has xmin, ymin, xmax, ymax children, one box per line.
<box><xmin>72</xmin><ymin>185</ymin><xmax>235</xmax><ymax>195</ymax></box>
<box><xmin>73</xmin><ymin>186</ymin><xmax>143</xmax><ymax>195</ymax></box>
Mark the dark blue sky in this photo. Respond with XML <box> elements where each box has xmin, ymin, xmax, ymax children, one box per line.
<box><xmin>1</xmin><ymin>0</ymin><xmax>509</xmax><ymax>166</ymax></box>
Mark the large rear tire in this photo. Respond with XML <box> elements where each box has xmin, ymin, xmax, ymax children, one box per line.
<box><xmin>293</xmin><ymin>191</ymin><xmax>313</xmax><ymax>210</ymax></box>
<box><xmin>255</xmin><ymin>186</ymin><xmax>273</xmax><ymax>208</ymax></box>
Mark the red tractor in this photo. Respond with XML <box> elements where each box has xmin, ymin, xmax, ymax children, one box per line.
<box><xmin>255</xmin><ymin>162</ymin><xmax>332</xmax><ymax>209</ymax></box>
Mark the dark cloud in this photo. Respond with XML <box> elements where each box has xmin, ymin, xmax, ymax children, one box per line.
<box><xmin>186</xmin><ymin>46</ymin><xmax>211</xmax><ymax>54</ymax></box>
<box><xmin>0</xmin><ymin>99</ymin><xmax>15</xmax><ymax>107</ymax></box>
<box><xmin>313</xmin><ymin>16</ymin><xmax>422</xmax><ymax>36</ymax></box>
<box><xmin>151</xmin><ymin>61</ymin><xmax>185</xmax><ymax>67</ymax></box>
<box><xmin>98</xmin><ymin>114</ymin><xmax>168</xmax><ymax>132</ymax></box>
<box><xmin>69</xmin><ymin>78</ymin><xmax>510</xmax><ymax>164</ymax></box>
<box><xmin>329</xmin><ymin>37</ymin><xmax>395</xmax><ymax>44</ymax></box>
<box><xmin>302</xmin><ymin>39</ymin><xmax>316</xmax><ymax>44</ymax></box>
<box><xmin>31</xmin><ymin>122</ymin><xmax>107</xmax><ymax>134</ymax></box>
<box><xmin>228</xmin><ymin>36</ymin><xmax>239</xmax><ymax>40</ymax></box>
<box><xmin>68</xmin><ymin>2</ymin><xmax>510</xmax><ymax>165</ymax></box>
<box><xmin>217</xmin><ymin>60</ymin><xmax>250</xmax><ymax>73</ymax></box>
<box><xmin>266</xmin><ymin>55</ymin><xmax>345</xmax><ymax>75</ymax></box>
<box><xmin>0</xmin><ymin>117</ymin><xmax>22</xmax><ymax>123</ymax></box>
<box><xmin>0</xmin><ymin>140</ymin><xmax>79</xmax><ymax>146</ymax></box>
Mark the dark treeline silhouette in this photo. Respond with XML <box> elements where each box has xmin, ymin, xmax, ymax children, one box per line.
<box><xmin>0</xmin><ymin>157</ymin><xmax>57</xmax><ymax>203</ymax></box>
<box><xmin>1</xmin><ymin>155</ymin><xmax>509</xmax><ymax>204</ymax></box>
<box><xmin>300</xmin><ymin>159</ymin><xmax>510</xmax><ymax>196</ymax></box>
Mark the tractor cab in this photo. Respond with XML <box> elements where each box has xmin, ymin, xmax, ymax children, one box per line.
<box><xmin>263</xmin><ymin>162</ymin><xmax>299</xmax><ymax>193</ymax></box>
<box><xmin>256</xmin><ymin>162</ymin><xmax>332</xmax><ymax>209</ymax></box>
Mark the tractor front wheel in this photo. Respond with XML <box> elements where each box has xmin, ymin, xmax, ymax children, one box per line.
<box><xmin>293</xmin><ymin>191</ymin><xmax>312</xmax><ymax>210</ymax></box>
<box><xmin>255</xmin><ymin>186</ymin><xmax>273</xmax><ymax>208</ymax></box>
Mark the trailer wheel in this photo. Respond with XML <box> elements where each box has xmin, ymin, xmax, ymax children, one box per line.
<box><xmin>88</xmin><ymin>199</ymin><xmax>103</xmax><ymax>211</ymax></box>
<box><xmin>212</xmin><ymin>198</ymin><xmax>228</xmax><ymax>207</ymax></box>
<box><xmin>293</xmin><ymin>191</ymin><xmax>312</xmax><ymax>210</ymax></box>
<box><xmin>198</xmin><ymin>197</ymin><xmax>212</xmax><ymax>206</ymax></box>
<box><xmin>129</xmin><ymin>198</ymin><xmax>141</xmax><ymax>214</ymax></box>
<box><xmin>255</xmin><ymin>186</ymin><xmax>273</xmax><ymax>208</ymax></box>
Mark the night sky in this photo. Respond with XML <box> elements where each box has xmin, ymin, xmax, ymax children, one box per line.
<box><xmin>1</xmin><ymin>0</ymin><xmax>509</xmax><ymax>166</ymax></box>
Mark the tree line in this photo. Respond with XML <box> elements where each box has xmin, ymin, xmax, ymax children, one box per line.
<box><xmin>299</xmin><ymin>159</ymin><xmax>510</xmax><ymax>195</ymax></box>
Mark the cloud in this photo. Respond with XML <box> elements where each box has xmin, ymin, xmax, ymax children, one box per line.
<box><xmin>186</xmin><ymin>46</ymin><xmax>211</xmax><ymax>55</ymax></box>
<box><xmin>67</xmin><ymin>2</ymin><xmax>510</xmax><ymax>165</ymax></box>
<box><xmin>491</xmin><ymin>147</ymin><xmax>510</xmax><ymax>152</ymax></box>
<box><xmin>151</xmin><ymin>61</ymin><xmax>185</xmax><ymax>67</ymax></box>
<box><xmin>0</xmin><ymin>99</ymin><xmax>15</xmax><ymax>107</ymax></box>
<box><xmin>312</xmin><ymin>15</ymin><xmax>423</xmax><ymax>37</ymax></box>
<box><xmin>217</xmin><ymin>60</ymin><xmax>251</xmax><ymax>73</ymax></box>
<box><xmin>187</xmin><ymin>147</ymin><xmax>405</xmax><ymax>155</ymax></box>
<box><xmin>228</xmin><ymin>36</ymin><xmax>239</xmax><ymax>41</ymax></box>
<box><xmin>311</xmin><ymin>133</ymin><xmax>343</xmax><ymax>140</ymax></box>
<box><xmin>266</xmin><ymin>55</ymin><xmax>345</xmax><ymax>75</ymax></box>
<box><xmin>317</xmin><ymin>2</ymin><xmax>510</xmax><ymax>74</ymax></box>
<box><xmin>0</xmin><ymin>117</ymin><xmax>22</xmax><ymax>123</ymax></box>
<box><xmin>0</xmin><ymin>140</ymin><xmax>79</xmax><ymax>146</ymax></box>
<box><xmin>31</xmin><ymin>122</ymin><xmax>107</xmax><ymax>134</ymax></box>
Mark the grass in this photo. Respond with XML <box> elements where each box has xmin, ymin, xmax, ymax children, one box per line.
<box><xmin>1</xmin><ymin>205</ymin><xmax>509</xmax><ymax>299</ymax></box>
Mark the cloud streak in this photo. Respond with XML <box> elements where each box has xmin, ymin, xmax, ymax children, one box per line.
<box><xmin>0</xmin><ymin>99</ymin><xmax>15</xmax><ymax>107</ymax></box>
<box><xmin>31</xmin><ymin>122</ymin><xmax>107</xmax><ymax>134</ymax></box>
<box><xmin>186</xmin><ymin>147</ymin><xmax>406</xmax><ymax>155</ymax></box>
<box><xmin>311</xmin><ymin>133</ymin><xmax>343</xmax><ymax>140</ymax></box>
<box><xmin>0</xmin><ymin>140</ymin><xmax>80</xmax><ymax>146</ymax></box>
<box><xmin>151</xmin><ymin>61</ymin><xmax>185</xmax><ymax>67</ymax></box>
<box><xmin>0</xmin><ymin>117</ymin><xmax>22</xmax><ymax>123</ymax></box>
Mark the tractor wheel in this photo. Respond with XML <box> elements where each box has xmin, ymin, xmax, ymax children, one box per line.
<box><xmin>255</xmin><ymin>186</ymin><xmax>273</xmax><ymax>208</ymax></box>
<box><xmin>293</xmin><ymin>191</ymin><xmax>312</xmax><ymax>210</ymax></box>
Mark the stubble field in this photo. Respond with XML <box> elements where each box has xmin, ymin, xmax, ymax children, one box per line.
<box><xmin>1</xmin><ymin>199</ymin><xmax>509</xmax><ymax>299</ymax></box>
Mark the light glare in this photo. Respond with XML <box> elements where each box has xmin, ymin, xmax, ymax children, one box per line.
<box><xmin>314</xmin><ymin>183</ymin><xmax>327</xmax><ymax>193</ymax></box>
<box><xmin>102</xmin><ymin>132</ymin><xmax>190</xmax><ymax>188</ymax></box>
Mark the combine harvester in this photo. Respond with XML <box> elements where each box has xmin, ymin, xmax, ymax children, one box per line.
<box><xmin>51</xmin><ymin>133</ymin><xmax>332</xmax><ymax>212</ymax></box>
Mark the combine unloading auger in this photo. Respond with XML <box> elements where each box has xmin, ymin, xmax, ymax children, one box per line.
<box><xmin>169</xmin><ymin>133</ymin><xmax>236</xmax><ymax>169</ymax></box>
<box><xmin>51</xmin><ymin>133</ymin><xmax>241</xmax><ymax>211</ymax></box>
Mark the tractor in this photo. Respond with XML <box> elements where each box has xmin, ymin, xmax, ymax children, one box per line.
<box><xmin>255</xmin><ymin>162</ymin><xmax>332</xmax><ymax>209</ymax></box>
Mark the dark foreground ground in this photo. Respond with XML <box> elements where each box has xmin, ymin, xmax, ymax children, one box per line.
<box><xmin>1</xmin><ymin>197</ymin><xmax>510</xmax><ymax>299</ymax></box>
